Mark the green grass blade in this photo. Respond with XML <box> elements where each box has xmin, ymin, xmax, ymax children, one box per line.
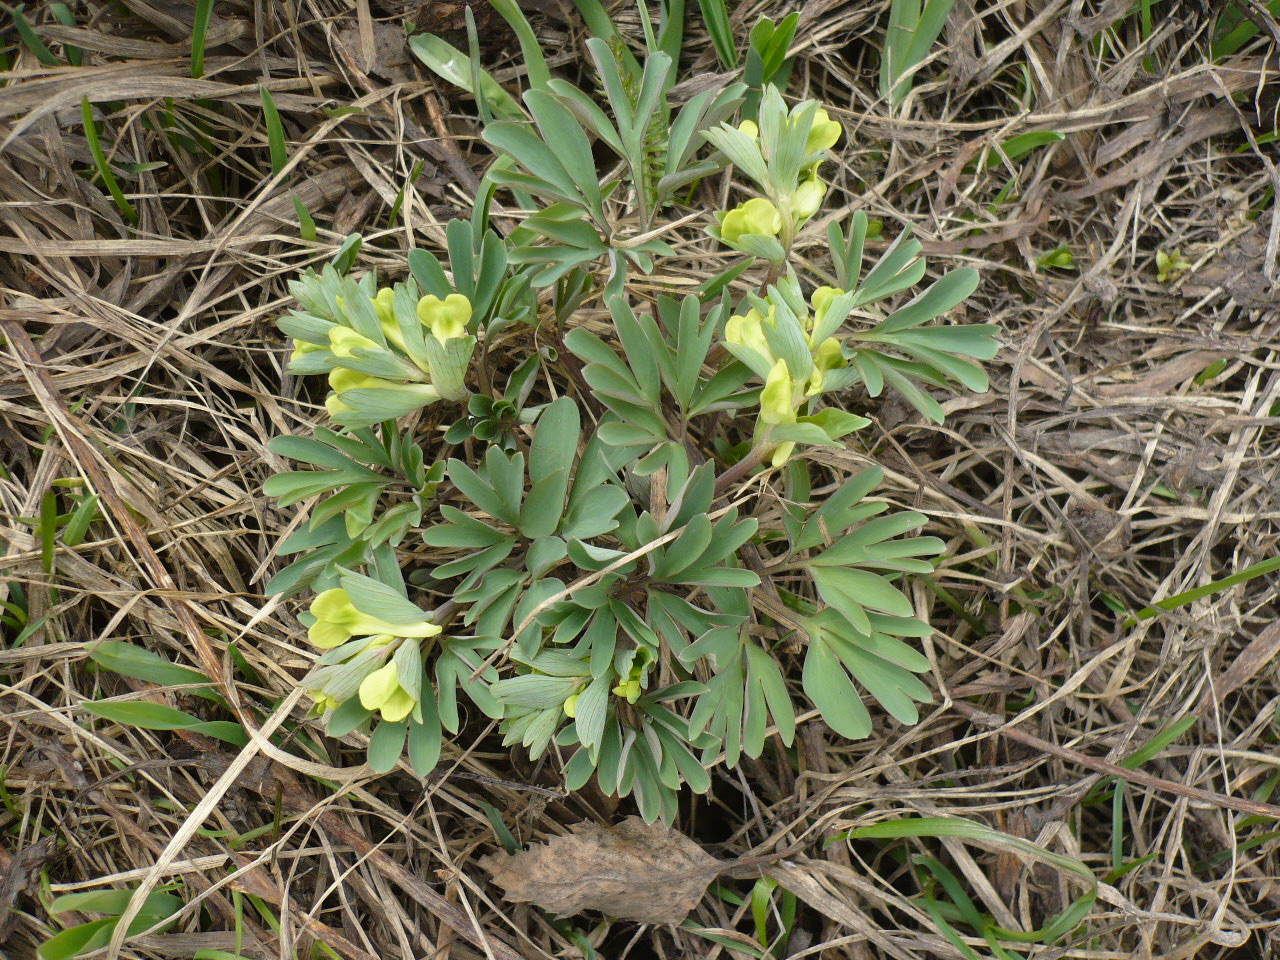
<box><xmin>408</xmin><ymin>34</ymin><xmax>524</xmax><ymax>120</ymax></box>
<box><xmin>9</xmin><ymin>4</ymin><xmax>61</xmax><ymax>65</ymax></box>
<box><xmin>465</xmin><ymin>6</ymin><xmax>492</xmax><ymax>126</ymax></box>
<box><xmin>260</xmin><ymin>85</ymin><xmax>287</xmax><ymax>176</ymax></box>
<box><xmin>191</xmin><ymin>0</ymin><xmax>215</xmax><ymax>77</ymax></box>
<box><xmin>1126</xmin><ymin>555</ymin><xmax>1280</xmax><ymax>625</ymax></box>
<box><xmin>833</xmin><ymin>816</ymin><xmax>1097</xmax><ymax>944</ymax></box>
<box><xmin>880</xmin><ymin>0</ymin><xmax>955</xmax><ymax>110</ymax></box>
<box><xmin>1211</xmin><ymin>0</ymin><xmax>1280</xmax><ymax>59</ymax></box>
<box><xmin>570</xmin><ymin>0</ymin><xmax>618</xmax><ymax>40</ymax></box>
<box><xmin>291</xmin><ymin>193</ymin><xmax>316</xmax><ymax>241</ymax></box>
<box><xmin>49</xmin><ymin>3</ymin><xmax>82</xmax><ymax>65</ymax></box>
<box><xmin>80</xmin><ymin>99</ymin><xmax>138</xmax><ymax>224</ymax></box>
<box><xmin>697</xmin><ymin>0</ymin><xmax>738</xmax><ymax>68</ymax></box>
<box><xmin>487</xmin><ymin>0</ymin><xmax>551</xmax><ymax>90</ymax></box>
<box><xmin>386</xmin><ymin>159</ymin><xmax>424</xmax><ymax>227</ymax></box>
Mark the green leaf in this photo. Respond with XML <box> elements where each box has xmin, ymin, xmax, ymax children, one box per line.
<box><xmin>483</xmin><ymin>121</ymin><xmax>586</xmax><ymax>209</ymax></box>
<box><xmin>703</xmin><ymin>124</ymin><xmax>770</xmax><ymax>187</ymax></box>
<box><xmin>80</xmin><ymin>99</ymin><xmax>137</xmax><ymax>224</ymax></box>
<box><xmin>89</xmin><ymin>642</ymin><xmax>209</xmax><ymax>688</ymax></box>
<box><xmin>814</xmin><ymin>566</ymin><xmax>914</xmax><ymax>627</ymax></box>
<box><xmin>407</xmin><ymin>34</ymin><xmax>523</xmax><ymax>119</ymax></box>
<box><xmin>61</xmin><ymin>492</ymin><xmax>99</xmax><ymax>547</ymax></box>
<box><xmin>877</xmin><ymin>268</ymin><xmax>979</xmax><ymax>334</ymax></box>
<box><xmin>190</xmin><ymin>0</ymin><xmax>215</xmax><ymax>77</ymax></box>
<box><xmin>520</xmin><ymin>469</ymin><xmax>569</xmax><ymax>539</ymax></box>
<box><xmin>525</xmin><ymin>90</ymin><xmax>602</xmax><ymax>217</ymax></box>
<box><xmin>798</xmin><ymin>408</ymin><xmax>871</xmax><ymax>441</ymax></box>
<box><xmin>9</xmin><ymin>4</ymin><xmax>61</xmax><ymax>66</ymax></box>
<box><xmin>529</xmin><ymin>396</ymin><xmax>580</xmax><ymax>483</ymax></box>
<box><xmin>40</xmin><ymin>918</ymin><xmax>119</xmax><ymax>960</ymax></box>
<box><xmin>492</xmin><ymin>674</ymin><xmax>579</xmax><ymax>709</ymax></box>
<box><xmin>854</xmin><ymin>227</ymin><xmax>924</xmax><ymax>305</ymax></box>
<box><xmin>339</xmin><ymin>571</ymin><xmax>429</xmax><ymax>624</ymax></box>
<box><xmin>977</xmin><ymin>130</ymin><xmax>1065</xmax><ymax>170</ymax></box>
<box><xmin>49</xmin><ymin>890</ymin><xmax>182</xmax><ymax>919</ymax></box>
<box><xmin>446</xmin><ymin>458</ymin><xmax>514</xmax><ymax>524</ymax></box>
<box><xmin>803</xmin><ymin>635</ymin><xmax>871</xmax><ymax>739</ymax></box>
<box><xmin>408</xmin><ymin>700</ymin><xmax>442</xmax><ymax>774</ymax></box>
<box><xmin>610</xmin><ymin>299</ymin><xmax>663</xmax><ymax>405</ymax></box>
<box><xmin>423</xmin><ymin>506</ymin><xmax>509</xmax><ymax>548</ymax></box>
<box><xmin>546</xmin><ymin>79</ymin><xmax>625</xmax><ymax>154</ymax></box>
<box><xmin>83</xmin><ymin>701</ymin><xmax>208</xmax><ymax>730</ymax></box>
<box><xmin>561</xmin><ymin>484</ymin><xmax>629</xmax><ymax>539</ymax></box>
<box><xmin>574</xmin><ymin>673</ymin><xmax>612</xmax><ymax>750</ymax></box>
<box><xmin>880</xmin><ymin>0</ymin><xmax>956</xmax><ymax>110</ymax></box>
<box><xmin>487</xmin><ymin>0</ymin><xmax>552</xmax><ymax>89</ymax></box>
<box><xmin>367</xmin><ymin>719</ymin><xmax>407</xmax><ymax>773</ymax></box>
<box><xmin>328</xmin><ymin>697</ymin><xmax>374</xmax><ymax>737</ymax></box>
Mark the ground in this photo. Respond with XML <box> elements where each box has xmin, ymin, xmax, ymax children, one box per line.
<box><xmin>1</xmin><ymin>1</ymin><xmax>1279</xmax><ymax>959</ymax></box>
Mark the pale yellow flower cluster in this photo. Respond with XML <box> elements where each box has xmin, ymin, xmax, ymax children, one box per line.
<box><xmin>306</xmin><ymin>588</ymin><xmax>441</xmax><ymax>723</ymax></box>
<box><xmin>718</xmin><ymin>108</ymin><xmax>843</xmax><ymax>251</ymax></box>
<box><xmin>725</xmin><ymin>285</ymin><xmax>848</xmax><ymax>466</ymax></box>
<box><xmin>292</xmin><ymin>290</ymin><xmax>472</xmax><ymax>420</ymax></box>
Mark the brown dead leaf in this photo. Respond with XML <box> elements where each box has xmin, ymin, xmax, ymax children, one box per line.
<box><xmin>0</xmin><ymin>836</ymin><xmax>57</xmax><ymax>943</ymax></box>
<box><xmin>1198</xmin><ymin>622</ymin><xmax>1280</xmax><ymax>718</ymax></box>
<box><xmin>479</xmin><ymin>817</ymin><xmax>722</xmax><ymax>923</ymax></box>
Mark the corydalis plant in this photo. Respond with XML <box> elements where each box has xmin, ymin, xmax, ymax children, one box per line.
<box><xmin>265</xmin><ymin>31</ymin><xmax>997</xmax><ymax>822</ymax></box>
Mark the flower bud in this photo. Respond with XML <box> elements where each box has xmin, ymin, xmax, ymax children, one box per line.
<box><xmin>328</xmin><ymin>326</ymin><xmax>381</xmax><ymax>358</ymax></box>
<box><xmin>806</xmin><ymin>337</ymin><xmax>845</xmax><ymax>396</ymax></box>
<box><xmin>289</xmin><ymin>339</ymin><xmax>327</xmax><ymax>364</ymax></box>
<box><xmin>791</xmin><ymin>177</ymin><xmax>825</xmax><ymax>220</ymax></box>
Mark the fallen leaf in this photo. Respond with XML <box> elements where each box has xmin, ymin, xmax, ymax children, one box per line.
<box><xmin>479</xmin><ymin>817</ymin><xmax>721</xmax><ymax>923</ymax></box>
<box><xmin>0</xmin><ymin>835</ymin><xmax>58</xmax><ymax>942</ymax></box>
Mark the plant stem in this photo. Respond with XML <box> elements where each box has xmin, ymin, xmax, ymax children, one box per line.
<box><xmin>713</xmin><ymin>443</ymin><xmax>768</xmax><ymax>496</ymax></box>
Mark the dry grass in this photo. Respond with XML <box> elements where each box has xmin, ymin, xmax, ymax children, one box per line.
<box><xmin>2</xmin><ymin>1</ymin><xmax>1279</xmax><ymax>959</ymax></box>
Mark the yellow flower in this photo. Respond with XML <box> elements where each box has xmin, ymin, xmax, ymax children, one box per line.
<box><xmin>810</xmin><ymin>286</ymin><xmax>842</xmax><ymax>336</ymax></box>
<box><xmin>371</xmin><ymin>288</ymin><xmax>406</xmax><ymax>351</ymax></box>
<box><xmin>310</xmin><ymin>690</ymin><xmax>343</xmax><ymax>713</ymax></box>
<box><xmin>289</xmin><ymin>340</ymin><xmax>326</xmax><ymax>364</ymax></box>
<box><xmin>760</xmin><ymin>359</ymin><xmax>799</xmax><ymax>467</ymax></box>
<box><xmin>328</xmin><ymin>367</ymin><xmax>396</xmax><ymax>394</ymax></box>
<box><xmin>358</xmin><ymin>661</ymin><xmax>416</xmax><ymax>723</ymax></box>
<box><xmin>610</xmin><ymin>661</ymin><xmax>647</xmax><ymax>704</ymax></box>
<box><xmin>806</xmin><ymin>337</ymin><xmax>844</xmax><ymax>396</ymax></box>
<box><xmin>416</xmin><ymin>293</ymin><xmax>472</xmax><ymax>343</ymax></box>
<box><xmin>791</xmin><ymin>176</ymin><xmax>825</xmax><ymax>220</ymax></box>
<box><xmin>725</xmin><ymin>307</ymin><xmax>775</xmax><ymax>363</ymax></box>
<box><xmin>611</xmin><ymin>678</ymin><xmax>642</xmax><ymax>703</ymax></box>
<box><xmin>720</xmin><ymin>198</ymin><xmax>782</xmax><ymax>246</ymax></box>
<box><xmin>307</xmin><ymin>588</ymin><xmax>442</xmax><ymax>649</ymax></box>
<box><xmin>738</xmin><ymin>119</ymin><xmax>759</xmax><ymax>140</ymax></box>
<box><xmin>324</xmin><ymin>393</ymin><xmax>355</xmax><ymax>420</ymax></box>
<box><xmin>806</xmin><ymin>108</ymin><xmax>842</xmax><ymax>153</ymax></box>
<box><xmin>324</xmin><ymin>367</ymin><xmax>441</xmax><ymax>421</ymax></box>
<box><xmin>562</xmin><ymin>693</ymin><xmax>579</xmax><ymax>718</ymax></box>
<box><xmin>760</xmin><ymin>359</ymin><xmax>798</xmax><ymax>427</ymax></box>
<box><xmin>328</xmin><ymin>326</ymin><xmax>381</xmax><ymax>358</ymax></box>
